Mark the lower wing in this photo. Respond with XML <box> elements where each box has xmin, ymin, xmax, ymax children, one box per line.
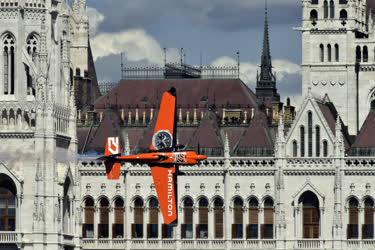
<box><xmin>150</xmin><ymin>165</ymin><xmax>178</xmax><ymax>225</ymax></box>
<box><xmin>104</xmin><ymin>160</ymin><xmax>122</xmax><ymax>180</ymax></box>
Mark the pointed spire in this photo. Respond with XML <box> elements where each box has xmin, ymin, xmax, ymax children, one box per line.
<box><xmin>124</xmin><ymin>133</ymin><xmax>130</xmax><ymax>155</ymax></box>
<box><xmin>335</xmin><ymin>115</ymin><xmax>345</xmax><ymax>157</ymax></box>
<box><xmin>224</xmin><ymin>133</ymin><xmax>230</xmax><ymax>158</ymax></box>
<box><xmin>259</xmin><ymin>0</ymin><xmax>275</xmax><ymax>82</ymax></box>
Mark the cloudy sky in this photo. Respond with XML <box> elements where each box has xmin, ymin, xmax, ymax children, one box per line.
<box><xmin>86</xmin><ymin>0</ymin><xmax>303</xmax><ymax>104</ymax></box>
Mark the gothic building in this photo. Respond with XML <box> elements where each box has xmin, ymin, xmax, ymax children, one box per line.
<box><xmin>1</xmin><ymin>1</ymin><xmax>375</xmax><ymax>250</ymax></box>
<box><xmin>0</xmin><ymin>0</ymin><xmax>91</xmax><ymax>249</ymax></box>
<box><xmin>302</xmin><ymin>0</ymin><xmax>375</xmax><ymax>135</ymax></box>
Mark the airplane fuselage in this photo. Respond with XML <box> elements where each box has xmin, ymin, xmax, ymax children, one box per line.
<box><xmin>114</xmin><ymin>151</ymin><xmax>207</xmax><ymax>166</ymax></box>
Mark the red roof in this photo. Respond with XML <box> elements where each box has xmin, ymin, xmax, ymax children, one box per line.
<box><xmin>234</xmin><ymin>112</ymin><xmax>273</xmax><ymax>150</ymax></box>
<box><xmin>352</xmin><ymin>110</ymin><xmax>375</xmax><ymax>148</ymax></box>
<box><xmin>94</xmin><ymin>79</ymin><xmax>258</xmax><ymax>110</ymax></box>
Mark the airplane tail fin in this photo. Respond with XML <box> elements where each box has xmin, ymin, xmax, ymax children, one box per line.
<box><xmin>104</xmin><ymin>137</ymin><xmax>122</xmax><ymax>180</ymax></box>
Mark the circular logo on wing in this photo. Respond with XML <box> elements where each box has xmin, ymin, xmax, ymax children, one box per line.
<box><xmin>152</xmin><ymin>130</ymin><xmax>173</xmax><ymax>150</ymax></box>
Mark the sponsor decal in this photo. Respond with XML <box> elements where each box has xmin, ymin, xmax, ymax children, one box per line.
<box><xmin>167</xmin><ymin>169</ymin><xmax>174</xmax><ymax>216</ymax></box>
<box><xmin>108</xmin><ymin>137</ymin><xmax>120</xmax><ymax>154</ymax></box>
<box><xmin>152</xmin><ymin>130</ymin><xmax>173</xmax><ymax>150</ymax></box>
<box><xmin>174</xmin><ymin>153</ymin><xmax>187</xmax><ymax>163</ymax></box>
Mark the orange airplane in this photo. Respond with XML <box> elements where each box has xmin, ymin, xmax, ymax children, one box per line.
<box><xmin>99</xmin><ymin>87</ymin><xmax>207</xmax><ymax>225</ymax></box>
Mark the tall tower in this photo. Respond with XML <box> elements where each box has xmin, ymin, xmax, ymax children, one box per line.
<box><xmin>301</xmin><ymin>0</ymin><xmax>375</xmax><ymax>135</ymax></box>
<box><xmin>256</xmin><ymin>2</ymin><xmax>280</xmax><ymax>109</ymax></box>
<box><xmin>0</xmin><ymin>0</ymin><xmax>85</xmax><ymax>249</ymax></box>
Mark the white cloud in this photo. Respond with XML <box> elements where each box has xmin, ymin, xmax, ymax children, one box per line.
<box><xmin>211</xmin><ymin>56</ymin><xmax>258</xmax><ymax>88</ymax></box>
<box><xmin>91</xmin><ymin>29</ymin><xmax>165</xmax><ymax>64</ymax></box>
<box><xmin>211</xmin><ymin>56</ymin><xmax>301</xmax><ymax>88</ymax></box>
<box><xmin>87</xmin><ymin>7</ymin><xmax>105</xmax><ymax>36</ymax></box>
<box><xmin>273</xmin><ymin>59</ymin><xmax>301</xmax><ymax>81</ymax></box>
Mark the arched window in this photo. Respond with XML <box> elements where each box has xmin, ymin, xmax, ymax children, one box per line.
<box><xmin>340</xmin><ymin>9</ymin><xmax>348</xmax><ymax>19</ymax></box>
<box><xmin>363</xmin><ymin>46</ymin><xmax>369</xmax><ymax>62</ymax></box>
<box><xmin>132</xmin><ymin>198</ymin><xmax>144</xmax><ymax>238</ymax></box>
<box><xmin>311</xmin><ymin>0</ymin><xmax>319</xmax><ymax>4</ymax></box>
<box><xmin>3</xmin><ymin>34</ymin><xmax>15</xmax><ymax>95</ymax></box>
<box><xmin>113</xmin><ymin>198</ymin><xmax>124</xmax><ymax>238</ymax></box>
<box><xmin>0</xmin><ymin>176</ymin><xmax>16</xmax><ymax>232</ymax></box>
<box><xmin>320</xmin><ymin>44</ymin><xmax>325</xmax><ymax>62</ymax></box>
<box><xmin>310</xmin><ymin>10</ymin><xmax>318</xmax><ymax>20</ymax></box>
<box><xmin>324</xmin><ymin>0</ymin><xmax>329</xmax><ymax>18</ymax></box>
<box><xmin>356</xmin><ymin>46</ymin><xmax>362</xmax><ymax>62</ymax></box>
<box><xmin>323</xmin><ymin>140</ymin><xmax>328</xmax><ymax>157</ymax></box>
<box><xmin>300</xmin><ymin>126</ymin><xmax>306</xmax><ymax>157</ymax></box>
<box><xmin>213</xmin><ymin>197</ymin><xmax>224</xmax><ymax>239</ymax></box>
<box><xmin>99</xmin><ymin>198</ymin><xmax>110</xmax><ymax>238</ymax></box>
<box><xmin>327</xmin><ymin>44</ymin><xmax>332</xmax><ymax>62</ymax></box>
<box><xmin>182</xmin><ymin>197</ymin><xmax>194</xmax><ymax>239</ymax></box>
<box><xmin>293</xmin><ymin>140</ymin><xmax>298</xmax><ymax>157</ymax></box>
<box><xmin>63</xmin><ymin>178</ymin><xmax>72</xmax><ymax>234</ymax></box>
<box><xmin>308</xmin><ymin>112</ymin><xmax>313</xmax><ymax>157</ymax></box>
<box><xmin>76</xmin><ymin>68</ymin><xmax>81</xmax><ymax>77</ymax></box>
<box><xmin>197</xmin><ymin>198</ymin><xmax>209</xmax><ymax>239</ymax></box>
<box><xmin>315</xmin><ymin>126</ymin><xmax>321</xmax><ymax>157</ymax></box>
<box><xmin>363</xmin><ymin>198</ymin><xmax>374</xmax><ymax>239</ymax></box>
<box><xmin>232</xmin><ymin>197</ymin><xmax>244</xmax><ymax>239</ymax></box>
<box><xmin>148</xmin><ymin>197</ymin><xmax>159</xmax><ymax>238</ymax></box>
<box><xmin>347</xmin><ymin>198</ymin><xmax>359</xmax><ymax>239</ymax></box>
<box><xmin>247</xmin><ymin>198</ymin><xmax>259</xmax><ymax>239</ymax></box>
<box><xmin>329</xmin><ymin>0</ymin><xmax>335</xmax><ymax>18</ymax></box>
<box><xmin>339</xmin><ymin>0</ymin><xmax>347</xmax><ymax>4</ymax></box>
<box><xmin>26</xmin><ymin>34</ymin><xmax>38</xmax><ymax>62</ymax></box>
<box><xmin>262</xmin><ymin>198</ymin><xmax>274</xmax><ymax>239</ymax></box>
<box><xmin>335</xmin><ymin>44</ymin><xmax>339</xmax><ymax>62</ymax></box>
<box><xmin>26</xmin><ymin>34</ymin><xmax>38</xmax><ymax>96</ymax></box>
<box><xmin>83</xmin><ymin>198</ymin><xmax>94</xmax><ymax>238</ymax></box>
<box><xmin>371</xmin><ymin>100</ymin><xmax>375</xmax><ymax>110</ymax></box>
<box><xmin>299</xmin><ymin>191</ymin><xmax>320</xmax><ymax>238</ymax></box>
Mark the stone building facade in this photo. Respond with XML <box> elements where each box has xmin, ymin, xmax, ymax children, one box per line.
<box><xmin>301</xmin><ymin>0</ymin><xmax>375</xmax><ymax>135</ymax></box>
<box><xmin>0</xmin><ymin>0</ymin><xmax>90</xmax><ymax>249</ymax></box>
<box><xmin>0</xmin><ymin>1</ymin><xmax>375</xmax><ymax>250</ymax></box>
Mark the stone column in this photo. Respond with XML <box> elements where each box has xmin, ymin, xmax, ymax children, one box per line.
<box><xmin>208</xmin><ymin>206</ymin><xmax>214</xmax><ymax>240</ymax></box>
<box><xmin>108</xmin><ymin>206</ymin><xmax>113</xmax><ymax>239</ymax></box>
<box><xmin>158</xmin><ymin>208</ymin><xmax>162</xmax><ymax>240</ymax></box>
<box><xmin>143</xmin><ymin>206</ymin><xmax>147</xmax><ymax>240</ymax></box>
<box><xmin>94</xmin><ymin>205</ymin><xmax>98</xmax><ymax>239</ymax></box>
<box><xmin>0</xmin><ymin>48</ymin><xmax>3</xmax><ymax>96</ymax></box>
<box><xmin>359</xmin><ymin>207</ymin><xmax>364</xmax><ymax>240</ymax></box>
<box><xmin>125</xmin><ymin>169</ymin><xmax>131</xmax><ymax>250</ymax></box>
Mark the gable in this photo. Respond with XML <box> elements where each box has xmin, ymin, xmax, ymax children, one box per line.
<box><xmin>285</xmin><ymin>95</ymin><xmax>335</xmax><ymax>158</ymax></box>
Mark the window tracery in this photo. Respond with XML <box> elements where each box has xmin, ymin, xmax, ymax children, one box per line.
<box><xmin>3</xmin><ymin>34</ymin><xmax>15</xmax><ymax>95</ymax></box>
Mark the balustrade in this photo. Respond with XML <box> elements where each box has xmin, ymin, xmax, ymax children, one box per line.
<box><xmin>0</xmin><ymin>0</ymin><xmax>46</xmax><ymax>8</ymax></box>
<box><xmin>0</xmin><ymin>232</ymin><xmax>20</xmax><ymax>243</ymax></box>
<box><xmin>297</xmin><ymin>239</ymin><xmax>322</xmax><ymax>249</ymax></box>
<box><xmin>79</xmin><ymin>238</ymin><xmax>375</xmax><ymax>249</ymax></box>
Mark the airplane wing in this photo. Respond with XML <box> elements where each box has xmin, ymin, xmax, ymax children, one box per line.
<box><xmin>150</xmin><ymin>88</ymin><xmax>177</xmax><ymax>151</ymax></box>
<box><xmin>150</xmin><ymin>165</ymin><xmax>177</xmax><ymax>224</ymax></box>
<box><xmin>150</xmin><ymin>88</ymin><xmax>178</xmax><ymax>224</ymax></box>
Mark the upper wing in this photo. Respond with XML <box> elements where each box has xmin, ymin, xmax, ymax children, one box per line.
<box><xmin>150</xmin><ymin>88</ymin><xmax>177</xmax><ymax>151</ymax></box>
<box><xmin>150</xmin><ymin>165</ymin><xmax>177</xmax><ymax>224</ymax></box>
